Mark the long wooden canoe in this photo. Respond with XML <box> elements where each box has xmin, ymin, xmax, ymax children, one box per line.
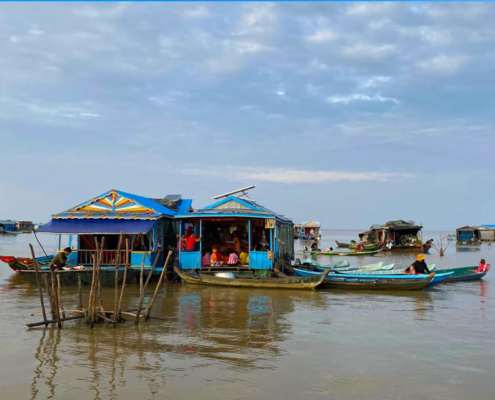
<box><xmin>293</xmin><ymin>267</ymin><xmax>435</xmax><ymax>290</ymax></box>
<box><xmin>311</xmin><ymin>250</ymin><xmax>379</xmax><ymax>256</ymax></box>
<box><xmin>438</xmin><ymin>266</ymin><xmax>489</xmax><ymax>283</ymax></box>
<box><xmin>335</xmin><ymin>240</ymin><xmax>350</xmax><ymax>248</ymax></box>
<box><xmin>0</xmin><ymin>255</ymin><xmax>52</xmax><ymax>272</ymax></box>
<box><xmin>335</xmin><ymin>241</ymin><xmax>380</xmax><ymax>250</ymax></box>
<box><xmin>175</xmin><ymin>268</ymin><xmax>330</xmax><ymax>290</ymax></box>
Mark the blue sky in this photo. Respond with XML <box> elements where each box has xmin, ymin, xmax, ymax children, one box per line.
<box><xmin>1</xmin><ymin>2</ymin><xmax>494</xmax><ymax>229</ymax></box>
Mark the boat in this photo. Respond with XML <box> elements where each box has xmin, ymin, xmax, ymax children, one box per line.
<box><xmin>335</xmin><ymin>241</ymin><xmax>380</xmax><ymax>250</ymax></box>
<box><xmin>18</xmin><ymin>267</ymin><xmax>138</xmax><ymax>286</ymax></box>
<box><xmin>293</xmin><ymin>267</ymin><xmax>434</xmax><ymax>290</ymax></box>
<box><xmin>334</xmin><ymin>265</ymin><xmax>437</xmax><ymax>275</ymax></box>
<box><xmin>311</xmin><ymin>250</ymin><xmax>379</xmax><ymax>256</ymax></box>
<box><xmin>447</xmin><ymin>235</ymin><xmax>456</xmax><ymax>241</ymax></box>
<box><xmin>438</xmin><ymin>266</ymin><xmax>489</xmax><ymax>283</ymax></box>
<box><xmin>0</xmin><ymin>255</ymin><xmax>53</xmax><ymax>272</ymax></box>
<box><xmin>175</xmin><ymin>267</ymin><xmax>330</xmax><ymax>290</ymax></box>
<box><xmin>312</xmin><ymin>267</ymin><xmax>454</xmax><ymax>286</ymax></box>
<box><xmin>359</xmin><ymin>220</ymin><xmax>429</xmax><ymax>252</ymax></box>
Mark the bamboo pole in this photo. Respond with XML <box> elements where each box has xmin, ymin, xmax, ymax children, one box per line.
<box><xmin>144</xmin><ymin>250</ymin><xmax>172</xmax><ymax>321</ymax></box>
<box><xmin>135</xmin><ymin>253</ymin><xmax>146</xmax><ymax>325</ymax></box>
<box><xmin>135</xmin><ymin>250</ymin><xmax>162</xmax><ymax>322</ymax></box>
<box><xmin>49</xmin><ymin>266</ymin><xmax>61</xmax><ymax>329</ymax></box>
<box><xmin>77</xmin><ymin>275</ymin><xmax>83</xmax><ymax>310</ymax></box>
<box><xmin>113</xmin><ymin>232</ymin><xmax>123</xmax><ymax>327</ymax></box>
<box><xmin>29</xmin><ymin>244</ymin><xmax>47</xmax><ymax>327</ymax></box>
<box><xmin>116</xmin><ymin>239</ymin><xmax>130</xmax><ymax>322</ymax></box>
<box><xmin>27</xmin><ymin>315</ymin><xmax>85</xmax><ymax>328</ymax></box>
<box><xmin>57</xmin><ymin>275</ymin><xmax>66</xmax><ymax>319</ymax></box>
<box><xmin>90</xmin><ymin>238</ymin><xmax>104</xmax><ymax>328</ymax></box>
<box><xmin>44</xmin><ymin>275</ymin><xmax>55</xmax><ymax>320</ymax></box>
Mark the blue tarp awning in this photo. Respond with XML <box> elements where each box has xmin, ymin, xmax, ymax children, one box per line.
<box><xmin>36</xmin><ymin>219</ymin><xmax>156</xmax><ymax>234</ymax></box>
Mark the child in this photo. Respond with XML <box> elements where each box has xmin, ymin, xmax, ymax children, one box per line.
<box><xmin>210</xmin><ymin>246</ymin><xmax>223</xmax><ymax>266</ymax></box>
<box><xmin>476</xmin><ymin>259</ymin><xmax>490</xmax><ymax>273</ymax></box>
<box><xmin>227</xmin><ymin>251</ymin><xmax>239</xmax><ymax>265</ymax></box>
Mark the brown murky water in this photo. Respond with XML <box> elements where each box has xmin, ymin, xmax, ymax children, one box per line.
<box><xmin>0</xmin><ymin>231</ymin><xmax>493</xmax><ymax>399</ymax></box>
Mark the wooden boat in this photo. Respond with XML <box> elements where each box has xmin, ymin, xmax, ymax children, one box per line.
<box><xmin>0</xmin><ymin>255</ymin><xmax>52</xmax><ymax>272</ymax></box>
<box><xmin>293</xmin><ymin>267</ymin><xmax>434</xmax><ymax>290</ymax></box>
<box><xmin>18</xmin><ymin>267</ymin><xmax>138</xmax><ymax>286</ymax></box>
<box><xmin>335</xmin><ymin>265</ymin><xmax>437</xmax><ymax>276</ymax></box>
<box><xmin>175</xmin><ymin>267</ymin><xmax>330</xmax><ymax>290</ymax></box>
<box><xmin>311</xmin><ymin>250</ymin><xmax>379</xmax><ymax>256</ymax></box>
<box><xmin>438</xmin><ymin>266</ymin><xmax>489</xmax><ymax>283</ymax></box>
<box><xmin>336</xmin><ymin>241</ymin><xmax>380</xmax><ymax>251</ymax></box>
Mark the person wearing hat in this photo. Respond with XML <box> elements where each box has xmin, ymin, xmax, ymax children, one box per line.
<box><xmin>406</xmin><ymin>254</ymin><xmax>430</xmax><ymax>274</ymax></box>
<box><xmin>49</xmin><ymin>247</ymin><xmax>74</xmax><ymax>271</ymax></box>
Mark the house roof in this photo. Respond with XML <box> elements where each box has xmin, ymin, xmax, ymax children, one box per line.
<box><xmin>53</xmin><ymin>189</ymin><xmax>176</xmax><ymax>220</ymax></box>
<box><xmin>177</xmin><ymin>196</ymin><xmax>292</xmax><ymax>223</ymax></box>
<box><xmin>301</xmin><ymin>221</ymin><xmax>321</xmax><ymax>228</ymax></box>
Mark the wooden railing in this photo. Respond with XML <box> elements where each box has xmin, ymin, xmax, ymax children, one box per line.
<box><xmin>77</xmin><ymin>249</ymin><xmax>130</xmax><ymax>266</ymax></box>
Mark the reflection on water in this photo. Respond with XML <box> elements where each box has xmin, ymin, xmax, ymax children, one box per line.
<box><xmin>0</xmin><ymin>231</ymin><xmax>494</xmax><ymax>400</ymax></box>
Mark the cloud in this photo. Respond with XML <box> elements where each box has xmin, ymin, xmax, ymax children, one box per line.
<box><xmin>418</xmin><ymin>54</ymin><xmax>469</xmax><ymax>75</ymax></box>
<box><xmin>236</xmin><ymin>3</ymin><xmax>277</xmax><ymax>36</ymax></box>
<box><xmin>341</xmin><ymin>44</ymin><xmax>395</xmax><ymax>60</ymax></box>
<box><xmin>327</xmin><ymin>93</ymin><xmax>399</xmax><ymax>105</ymax></box>
<box><xmin>306</xmin><ymin>29</ymin><xmax>336</xmax><ymax>43</ymax></box>
<box><xmin>28</xmin><ymin>26</ymin><xmax>44</xmax><ymax>35</ymax></box>
<box><xmin>182</xmin><ymin>6</ymin><xmax>210</xmax><ymax>19</ymax></box>
<box><xmin>357</xmin><ymin>76</ymin><xmax>392</xmax><ymax>88</ymax></box>
<box><xmin>182</xmin><ymin>167</ymin><xmax>409</xmax><ymax>183</ymax></box>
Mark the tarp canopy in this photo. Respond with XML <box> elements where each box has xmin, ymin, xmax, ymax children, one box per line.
<box><xmin>36</xmin><ymin>219</ymin><xmax>156</xmax><ymax>235</ymax></box>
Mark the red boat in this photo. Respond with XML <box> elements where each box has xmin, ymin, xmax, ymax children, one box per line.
<box><xmin>0</xmin><ymin>255</ymin><xmax>52</xmax><ymax>272</ymax></box>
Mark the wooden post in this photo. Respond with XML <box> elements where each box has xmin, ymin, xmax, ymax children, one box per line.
<box><xmin>91</xmin><ymin>237</ymin><xmax>105</xmax><ymax>328</ymax></box>
<box><xmin>112</xmin><ymin>232</ymin><xmax>123</xmax><ymax>327</ymax></box>
<box><xmin>116</xmin><ymin>239</ymin><xmax>130</xmax><ymax>322</ymax></box>
<box><xmin>77</xmin><ymin>274</ymin><xmax>83</xmax><ymax>310</ymax></box>
<box><xmin>135</xmin><ymin>250</ymin><xmax>161</xmax><ymax>324</ymax></box>
<box><xmin>135</xmin><ymin>252</ymin><xmax>146</xmax><ymax>324</ymax></box>
<box><xmin>44</xmin><ymin>275</ymin><xmax>55</xmax><ymax>320</ymax></box>
<box><xmin>49</xmin><ymin>266</ymin><xmax>61</xmax><ymax>329</ymax></box>
<box><xmin>57</xmin><ymin>275</ymin><xmax>66</xmax><ymax>319</ymax></box>
<box><xmin>29</xmin><ymin>244</ymin><xmax>47</xmax><ymax>327</ymax></box>
<box><xmin>144</xmin><ymin>250</ymin><xmax>172</xmax><ymax>321</ymax></box>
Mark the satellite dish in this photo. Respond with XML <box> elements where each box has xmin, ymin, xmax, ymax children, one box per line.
<box><xmin>213</xmin><ymin>185</ymin><xmax>255</xmax><ymax>200</ymax></box>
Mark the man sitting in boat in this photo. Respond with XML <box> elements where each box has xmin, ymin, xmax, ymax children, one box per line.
<box><xmin>49</xmin><ymin>247</ymin><xmax>74</xmax><ymax>271</ymax></box>
<box><xmin>405</xmin><ymin>254</ymin><xmax>430</xmax><ymax>275</ymax></box>
<box><xmin>311</xmin><ymin>241</ymin><xmax>319</xmax><ymax>251</ymax></box>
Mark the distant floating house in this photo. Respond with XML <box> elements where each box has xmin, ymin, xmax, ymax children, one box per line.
<box><xmin>17</xmin><ymin>221</ymin><xmax>34</xmax><ymax>232</ymax></box>
<box><xmin>299</xmin><ymin>221</ymin><xmax>321</xmax><ymax>240</ymax></box>
<box><xmin>456</xmin><ymin>226</ymin><xmax>494</xmax><ymax>244</ymax></box>
<box><xmin>360</xmin><ymin>220</ymin><xmax>426</xmax><ymax>252</ymax></box>
<box><xmin>175</xmin><ymin>188</ymin><xmax>294</xmax><ymax>271</ymax></box>
<box><xmin>0</xmin><ymin>220</ymin><xmax>18</xmax><ymax>233</ymax></box>
<box><xmin>37</xmin><ymin>189</ymin><xmax>191</xmax><ymax>268</ymax></box>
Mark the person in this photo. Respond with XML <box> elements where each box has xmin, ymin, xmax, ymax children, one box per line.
<box><xmin>176</xmin><ymin>234</ymin><xmax>185</xmax><ymax>252</ymax></box>
<box><xmin>386</xmin><ymin>239</ymin><xmax>393</xmax><ymax>250</ymax></box>
<box><xmin>324</xmin><ymin>247</ymin><xmax>334</xmax><ymax>253</ymax></box>
<box><xmin>185</xmin><ymin>223</ymin><xmax>194</xmax><ymax>238</ymax></box>
<box><xmin>227</xmin><ymin>251</ymin><xmax>239</xmax><ymax>265</ymax></box>
<box><xmin>239</xmin><ymin>251</ymin><xmax>249</xmax><ymax>265</ymax></box>
<box><xmin>311</xmin><ymin>240</ymin><xmax>319</xmax><ymax>251</ymax></box>
<box><xmin>406</xmin><ymin>254</ymin><xmax>430</xmax><ymax>274</ymax></box>
<box><xmin>476</xmin><ymin>259</ymin><xmax>490</xmax><ymax>273</ymax></box>
<box><xmin>356</xmin><ymin>240</ymin><xmax>365</xmax><ymax>252</ymax></box>
<box><xmin>185</xmin><ymin>233</ymin><xmax>202</xmax><ymax>251</ymax></box>
<box><xmin>49</xmin><ymin>247</ymin><xmax>74</xmax><ymax>271</ymax></box>
<box><xmin>210</xmin><ymin>246</ymin><xmax>223</xmax><ymax>266</ymax></box>
<box><xmin>232</xmin><ymin>232</ymin><xmax>241</xmax><ymax>254</ymax></box>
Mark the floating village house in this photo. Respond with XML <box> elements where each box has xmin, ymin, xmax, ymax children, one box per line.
<box><xmin>299</xmin><ymin>221</ymin><xmax>321</xmax><ymax>240</ymax></box>
<box><xmin>36</xmin><ymin>190</ymin><xmax>191</xmax><ymax>268</ymax></box>
<box><xmin>0</xmin><ymin>220</ymin><xmax>18</xmax><ymax>233</ymax></box>
<box><xmin>175</xmin><ymin>188</ymin><xmax>294</xmax><ymax>271</ymax></box>
<box><xmin>360</xmin><ymin>220</ymin><xmax>425</xmax><ymax>251</ymax></box>
<box><xmin>456</xmin><ymin>226</ymin><xmax>484</xmax><ymax>245</ymax></box>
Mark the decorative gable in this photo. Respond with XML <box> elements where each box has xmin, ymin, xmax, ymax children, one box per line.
<box><xmin>210</xmin><ymin>199</ymin><xmax>251</xmax><ymax>210</ymax></box>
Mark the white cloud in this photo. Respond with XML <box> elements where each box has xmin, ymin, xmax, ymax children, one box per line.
<box><xmin>306</xmin><ymin>29</ymin><xmax>336</xmax><ymax>43</ymax></box>
<box><xmin>347</xmin><ymin>3</ymin><xmax>398</xmax><ymax>16</ymax></box>
<box><xmin>182</xmin><ymin>167</ymin><xmax>409</xmax><ymax>183</ymax></box>
<box><xmin>80</xmin><ymin>112</ymin><xmax>99</xmax><ymax>117</ymax></box>
<box><xmin>182</xmin><ymin>6</ymin><xmax>210</xmax><ymax>19</ymax></box>
<box><xmin>327</xmin><ymin>93</ymin><xmax>399</xmax><ymax>105</ymax></box>
<box><xmin>358</xmin><ymin>76</ymin><xmax>392</xmax><ymax>88</ymax></box>
<box><xmin>73</xmin><ymin>3</ymin><xmax>129</xmax><ymax>19</ymax></box>
<box><xmin>419</xmin><ymin>54</ymin><xmax>469</xmax><ymax>75</ymax></box>
<box><xmin>341</xmin><ymin>44</ymin><xmax>395</xmax><ymax>60</ymax></box>
<box><xmin>28</xmin><ymin>26</ymin><xmax>44</xmax><ymax>35</ymax></box>
<box><xmin>236</xmin><ymin>3</ymin><xmax>277</xmax><ymax>36</ymax></box>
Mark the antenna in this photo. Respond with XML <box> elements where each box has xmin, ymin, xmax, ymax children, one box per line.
<box><xmin>213</xmin><ymin>185</ymin><xmax>255</xmax><ymax>200</ymax></box>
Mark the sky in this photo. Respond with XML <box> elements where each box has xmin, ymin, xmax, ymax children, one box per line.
<box><xmin>1</xmin><ymin>2</ymin><xmax>494</xmax><ymax>230</ymax></box>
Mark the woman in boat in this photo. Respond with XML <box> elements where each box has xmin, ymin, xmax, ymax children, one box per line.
<box><xmin>356</xmin><ymin>240</ymin><xmax>365</xmax><ymax>252</ymax></box>
<box><xmin>406</xmin><ymin>254</ymin><xmax>430</xmax><ymax>275</ymax></box>
<box><xmin>476</xmin><ymin>259</ymin><xmax>490</xmax><ymax>273</ymax></box>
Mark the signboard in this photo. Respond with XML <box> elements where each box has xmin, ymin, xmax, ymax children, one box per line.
<box><xmin>265</xmin><ymin>218</ymin><xmax>275</xmax><ymax>229</ymax></box>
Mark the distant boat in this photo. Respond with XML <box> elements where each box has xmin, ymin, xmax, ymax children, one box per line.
<box><xmin>311</xmin><ymin>250</ymin><xmax>379</xmax><ymax>257</ymax></box>
<box><xmin>335</xmin><ymin>241</ymin><xmax>380</xmax><ymax>250</ymax></box>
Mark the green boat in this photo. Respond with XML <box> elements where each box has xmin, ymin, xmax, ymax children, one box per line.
<box><xmin>438</xmin><ymin>266</ymin><xmax>489</xmax><ymax>283</ymax></box>
<box><xmin>311</xmin><ymin>250</ymin><xmax>380</xmax><ymax>257</ymax></box>
<box><xmin>335</xmin><ymin>241</ymin><xmax>380</xmax><ymax>251</ymax></box>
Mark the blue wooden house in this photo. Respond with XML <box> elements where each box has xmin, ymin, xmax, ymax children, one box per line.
<box><xmin>175</xmin><ymin>193</ymin><xmax>294</xmax><ymax>271</ymax></box>
<box><xmin>0</xmin><ymin>220</ymin><xmax>18</xmax><ymax>233</ymax></box>
<box><xmin>37</xmin><ymin>189</ymin><xmax>191</xmax><ymax>268</ymax></box>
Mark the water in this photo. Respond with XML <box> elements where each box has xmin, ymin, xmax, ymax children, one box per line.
<box><xmin>0</xmin><ymin>230</ymin><xmax>493</xmax><ymax>399</ymax></box>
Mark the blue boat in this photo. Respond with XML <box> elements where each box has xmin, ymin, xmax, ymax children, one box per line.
<box><xmin>293</xmin><ymin>267</ymin><xmax>454</xmax><ymax>287</ymax></box>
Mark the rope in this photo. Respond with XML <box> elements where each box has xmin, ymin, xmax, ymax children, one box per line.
<box><xmin>32</xmin><ymin>229</ymin><xmax>52</xmax><ymax>261</ymax></box>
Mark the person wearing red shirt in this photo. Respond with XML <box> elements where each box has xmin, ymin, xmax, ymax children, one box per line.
<box><xmin>185</xmin><ymin>233</ymin><xmax>202</xmax><ymax>251</ymax></box>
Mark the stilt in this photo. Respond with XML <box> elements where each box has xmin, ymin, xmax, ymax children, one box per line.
<box><xmin>144</xmin><ymin>250</ymin><xmax>172</xmax><ymax>321</ymax></box>
<box><xmin>29</xmin><ymin>244</ymin><xmax>47</xmax><ymax>327</ymax></box>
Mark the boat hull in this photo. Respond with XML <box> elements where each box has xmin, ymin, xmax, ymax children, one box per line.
<box><xmin>176</xmin><ymin>268</ymin><xmax>329</xmax><ymax>290</ymax></box>
<box><xmin>311</xmin><ymin>250</ymin><xmax>379</xmax><ymax>256</ymax></box>
<box><xmin>18</xmin><ymin>268</ymin><xmax>138</xmax><ymax>286</ymax></box>
<box><xmin>438</xmin><ymin>266</ymin><xmax>488</xmax><ymax>283</ymax></box>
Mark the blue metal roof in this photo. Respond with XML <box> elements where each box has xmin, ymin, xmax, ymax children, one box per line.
<box><xmin>176</xmin><ymin>199</ymin><xmax>193</xmax><ymax>215</ymax></box>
